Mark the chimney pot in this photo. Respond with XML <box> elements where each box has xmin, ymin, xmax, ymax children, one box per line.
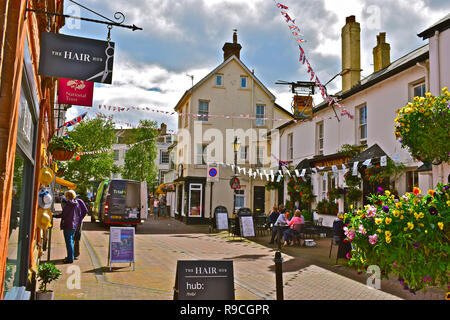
<box><xmin>346</xmin><ymin>15</ymin><xmax>356</xmax><ymax>24</ymax></box>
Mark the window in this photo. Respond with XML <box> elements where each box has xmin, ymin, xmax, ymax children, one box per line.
<box><xmin>358</xmin><ymin>105</ymin><xmax>367</xmax><ymax>145</ymax></box>
<box><xmin>165</xmin><ymin>135</ymin><xmax>172</xmax><ymax>144</ymax></box>
<box><xmin>287</xmin><ymin>133</ymin><xmax>294</xmax><ymax>160</ymax></box>
<box><xmin>113</xmin><ymin>150</ymin><xmax>120</xmax><ymax>161</ymax></box>
<box><xmin>234</xmin><ymin>189</ymin><xmax>245</xmax><ymax>210</ymax></box>
<box><xmin>189</xmin><ymin>184</ymin><xmax>203</xmax><ymax>217</ymax></box>
<box><xmin>198</xmin><ymin>101</ymin><xmax>209</xmax><ymax>122</ymax></box>
<box><xmin>413</xmin><ymin>82</ymin><xmax>426</xmax><ymax>98</ymax></box>
<box><xmin>256</xmin><ymin>146</ymin><xmax>264</xmax><ymax>167</ymax></box>
<box><xmin>255</xmin><ymin>105</ymin><xmax>265</xmax><ymax>127</ymax></box>
<box><xmin>159</xmin><ymin>170</ymin><xmax>168</xmax><ymax>184</ymax></box>
<box><xmin>316</xmin><ymin>122</ymin><xmax>324</xmax><ymax>155</ymax></box>
<box><xmin>240</xmin><ymin>146</ymin><xmax>248</xmax><ymax>162</ymax></box>
<box><xmin>215</xmin><ymin>74</ymin><xmax>223</xmax><ymax>87</ymax></box>
<box><xmin>160</xmin><ymin>150</ymin><xmax>169</xmax><ymax>165</ymax></box>
<box><xmin>240</xmin><ymin>76</ymin><xmax>248</xmax><ymax>88</ymax></box>
<box><xmin>195</xmin><ymin>144</ymin><xmax>207</xmax><ymax>165</ymax></box>
<box><xmin>406</xmin><ymin>171</ymin><xmax>419</xmax><ymax>192</ymax></box>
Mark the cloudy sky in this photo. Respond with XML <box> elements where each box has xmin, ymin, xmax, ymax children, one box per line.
<box><xmin>63</xmin><ymin>0</ymin><xmax>450</xmax><ymax>130</ymax></box>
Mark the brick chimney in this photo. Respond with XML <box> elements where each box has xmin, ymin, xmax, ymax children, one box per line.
<box><xmin>222</xmin><ymin>29</ymin><xmax>242</xmax><ymax>61</ymax></box>
<box><xmin>160</xmin><ymin>123</ymin><xmax>167</xmax><ymax>136</ymax></box>
<box><xmin>341</xmin><ymin>16</ymin><xmax>361</xmax><ymax>92</ymax></box>
<box><xmin>373</xmin><ymin>32</ymin><xmax>391</xmax><ymax>72</ymax></box>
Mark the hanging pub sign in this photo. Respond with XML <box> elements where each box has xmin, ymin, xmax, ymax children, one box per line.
<box><xmin>58</xmin><ymin>78</ymin><xmax>94</xmax><ymax>106</ymax></box>
<box><xmin>38</xmin><ymin>32</ymin><xmax>115</xmax><ymax>84</ymax></box>
<box><xmin>293</xmin><ymin>95</ymin><xmax>313</xmax><ymax>119</ymax></box>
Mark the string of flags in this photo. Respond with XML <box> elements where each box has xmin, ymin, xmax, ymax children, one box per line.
<box><xmin>90</xmin><ymin>104</ymin><xmax>343</xmax><ymax>124</ymax></box>
<box><xmin>207</xmin><ymin>155</ymin><xmax>390</xmax><ymax>183</ymax></box>
<box><xmin>93</xmin><ymin>111</ymin><xmax>175</xmax><ymax>132</ymax></box>
<box><xmin>79</xmin><ymin>133</ymin><xmax>174</xmax><ymax>155</ymax></box>
<box><xmin>273</xmin><ymin>1</ymin><xmax>354</xmax><ymax>120</ymax></box>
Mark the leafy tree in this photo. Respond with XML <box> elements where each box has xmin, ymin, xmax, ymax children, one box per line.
<box><xmin>122</xmin><ymin>120</ymin><xmax>159</xmax><ymax>190</ymax></box>
<box><xmin>64</xmin><ymin>117</ymin><xmax>119</xmax><ymax>199</ymax></box>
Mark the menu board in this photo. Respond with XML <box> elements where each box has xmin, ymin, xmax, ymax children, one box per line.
<box><xmin>239</xmin><ymin>216</ymin><xmax>255</xmax><ymax>237</ymax></box>
<box><xmin>109</xmin><ymin>227</ymin><xmax>135</xmax><ymax>271</ymax></box>
<box><xmin>174</xmin><ymin>260</ymin><xmax>234</xmax><ymax>300</ymax></box>
<box><xmin>216</xmin><ymin>212</ymin><xmax>229</xmax><ymax>231</ymax></box>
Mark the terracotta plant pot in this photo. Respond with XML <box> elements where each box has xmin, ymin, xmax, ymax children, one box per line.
<box><xmin>35</xmin><ymin>291</ymin><xmax>54</xmax><ymax>300</ymax></box>
<box><xmin>52</xmin><ymin>150</ymin><xmax>75</xmax><ymax>161</ymax></box>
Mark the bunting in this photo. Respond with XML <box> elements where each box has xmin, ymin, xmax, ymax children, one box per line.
<box><xmin>273</xmin><ymin>1</ymin><xmax>354</xmax><ymax>120</ymax></box>
<box><xmin>56</xmin><ymin>112</ymin><xmax>87</xmax><ymax>131</ymax></box>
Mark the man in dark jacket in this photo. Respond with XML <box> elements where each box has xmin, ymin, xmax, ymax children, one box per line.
<box><xmin>74</xmin><ymin>197</ymin><xmax>88</xmax><ymax>259</ymax></box>
<box><xmin>54</xmin><ymin>190</ymin><xmax>84</xmax><ymax>263</ymax></box>
<box><xmin>268</xmin><ymin>206</ymin><xmax>280</xmax><ymax>244</ymax></box>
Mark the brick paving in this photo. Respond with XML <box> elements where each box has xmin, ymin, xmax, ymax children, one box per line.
<box><xmin>45</xmin><ymin>215</ymin><xmax>424</xmax><ymax>300</ymax></box>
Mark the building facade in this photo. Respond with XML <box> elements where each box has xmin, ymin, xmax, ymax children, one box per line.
<box><xmin>171</xmin><ymin>32</ymin><xmax>292</xmax><ymax>224</ymax></box>
<box><xmin>276</xmin><ymin>15</ymin><xmax>449</xmax><ymax>227</ymax></box>
<box><xmin>0</xmin><ymin>0</ymin><xmax>65</xmax><ymax>299</ymax></box>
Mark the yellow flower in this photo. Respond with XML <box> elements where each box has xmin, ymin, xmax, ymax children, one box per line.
<box><xmin>385</xmin><ymin>190</ymin><xmax>391</xmax><ymax>197</ymax></box>
<box><xmin>419</xmin><ymin>223</ymin><xmax>424</xmax><ymax>227</ymax></box>
<box><xmin>400</xmin><ymin>215</ymin><xmax>404</xmax><ymax>220</ymax></box>
<box><xmin>427</xmin><ymin>190</ymin><xmax>435</xmax><ymax>197</ymax></box>
<box><xmin>446</xmin><ymin>201</ymin><xmax>450</xmax><ymax>207</ymax></box>
<box><xmin>438</xmin><ymin>222</ymin><xmax>444</xmax><ymax>230</ymax></box>
<box><xmin>386</xmin><ymin>237</ymin><xmax>392</xmax><ymax>244</ymax></box>
<box><xmin>407</xmin><ymin>222</ymin><xmax>414</xmax><ymax>230</ymax></box>
<box><xmin>377</xmin><ymin>229</ymin><xmax>382</xmax><ymax>233</ymax></box>
<box><xmin>403</xmin><ymin>227</ymin><xmax>407</xmax><ymax>231</ymax></box>
<box><xmin>395</xmin><ymin>202</ymin><xmax>402</xmax><ymax>209</ymax></box>
<box><xmin>385</xmin><ymin>231</ymin><xmax>392</xmax><ymax>238</ymax></box>
<box><xmin>385</xmin><ymin>217</ymin><xmax>392</xmax><ymax>225</ymax></box>
<box><xmin>393</xmin><ymin>210</ymin><xmax>400</xmax><ymax>218</ymax></box>
<box><xmin>425</xmin><ymin>92</ymin><xmax>432</xmax><ymax>97</ymax></box>
<box><xmin>375</xmin><ymin>218</ymin><xmax>383</xmax><ymax>225</ymax></box>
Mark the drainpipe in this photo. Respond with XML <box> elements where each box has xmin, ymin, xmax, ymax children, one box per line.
<box><xmin>416</xmin><ymin>62</ymin><xmax>429</xmax><ymax>92</ymax></box>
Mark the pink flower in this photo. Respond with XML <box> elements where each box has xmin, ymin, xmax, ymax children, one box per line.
<box><xmin>358</xmin><ymin>224</ymin><xmax>367</xmax><ymax>235</ymax></box>
<box><xmin>366</xmin><ymin>205</ymin><xmax>377</xmax><ymax>217</ymax></box>
<box><xmin>369</xmin><ymin>234</ymin><xmax>378</xmax><ymax>245</ymax></box>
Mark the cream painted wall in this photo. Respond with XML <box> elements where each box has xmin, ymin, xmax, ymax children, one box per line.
<box><xmin>175</xmin><ymin>57</ymin><xmax>292</xmax><ymax>218</ymax></box>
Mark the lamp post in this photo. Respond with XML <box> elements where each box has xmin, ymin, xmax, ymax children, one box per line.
<box><xmin>232</xmin><ymin>137</ymin><xmax>241</xmax><ymax>217</ymax></box>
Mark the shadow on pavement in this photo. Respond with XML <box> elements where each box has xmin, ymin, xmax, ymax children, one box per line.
<box><xmin>84</xmin><ymin>266</ymin><xmax>128</xmax><ymax>274</ymax></box>
<box><xmin>224</xmin><ymin>254</ymin><xmax>267</xmax><ymax>261</ymax></box>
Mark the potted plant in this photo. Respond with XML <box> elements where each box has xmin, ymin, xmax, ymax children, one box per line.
<box><xmin>54</xmin><ymin>160</ymin><xmax>67</xmax><ymax>177</ymax></box>
<box><xmin>48</xmin><ymin>136</ymin><xmax>81</xmax><ymax>161</ymax></box>
<box><xmin>36</xmin><ymin>262</ymin><xmax>62</xmax><ymax>300</ymax></box>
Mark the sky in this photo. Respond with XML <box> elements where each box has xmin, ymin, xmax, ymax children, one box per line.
<box><xmin>63</xmin><ymin>0</ymin><xmax>450</xmax><ymax>131</ymax></box>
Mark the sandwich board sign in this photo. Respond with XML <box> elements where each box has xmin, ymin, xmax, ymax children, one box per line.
<box><xmin>174</xmin><ymin>260</ymin><xmax>234</xmax><ymax>300</ymax></box>
<box><xmin>216</xmin><ymin>212</ymin><xmax>229</xmax><ymax>231</ymax></box>
<box><xmin>239</xmin><ymin>216</ymin><xmax>255</xmax><ymax>237</ymax></box>
<box><xmin>108</xmin><ymin>227</ymin><xmax>135</xmax><ymax>271</ymax></box>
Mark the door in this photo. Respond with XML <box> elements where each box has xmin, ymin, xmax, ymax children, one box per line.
<box><xmin>188</xmin><ymin>184</ymin><xmax>202</xmax><ymax>218</ymax></box>
<box><xmin>253</xmin><ymin>186</ymin><xmax>265</xmax><ymax>215</ymax></box>
<box><xmin>140</xmin><ymin>181</ymin><xmax>148</xmax><ymax>220</ymax></box>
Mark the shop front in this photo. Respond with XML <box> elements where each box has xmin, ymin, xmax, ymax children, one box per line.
<box><xmin>176</xmin><ymin>177</ymin><xmax>207</xmax><ymax>225</ymax></box>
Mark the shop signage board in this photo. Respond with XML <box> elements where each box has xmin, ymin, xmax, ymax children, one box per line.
<box><xmin>108</xmin><ymin>227</ymin><xmax>135</xmax><ymax>271</ymax></box>
<box><xmin>239</xmin><ymin>216</ymin><xmax>255</xmax><ymax>237</ymax></box>
<box><xmin>39</xmin><ymin>32</ymin><xmax>115</xmax><ymax>84</ymax></box>
<box><xmin>174</xmin><ymin>260</ymin><xmax>234</xmax><ymax>300</ymax></box>
<box><xmin>58</xmin><ymin>78</ymin><xmax>94</xmax><ymax>106</ymax></box>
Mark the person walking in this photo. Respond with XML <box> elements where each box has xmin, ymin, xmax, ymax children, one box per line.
<box><xmin>54</xmin><ymin>190</ymin><xmax>84</xmax><ymax>264</ymax></box>
<box><xmin>153</xmin><ymin>198</ymin><xmax>159</xmax><ymax>219</ymax></box>
<box><xmin>268</xmin><ymin>206</ymin><xmax>280</xmax><ymax>244</ymax></box>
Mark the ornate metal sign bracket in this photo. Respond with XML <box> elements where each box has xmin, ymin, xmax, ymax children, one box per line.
<box><xmin>26</xmin><ymin>0</ymin><xmax>143</xmax><ymax>32</ymax></box>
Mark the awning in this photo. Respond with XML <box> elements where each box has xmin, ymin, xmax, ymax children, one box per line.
<box><xmin>417</xmin><ymin>162</ymin><xmax>432</xmax><ymax>172</ymax></box>
<box><xmin>55</xmin><ymin>177</ymin><xmax>76</xmax><ymax>190</ymax></box>
<box><xmin>348</xmin><ymin>144</ymin><xmax>389</xmax><ymax>165</ymax></box>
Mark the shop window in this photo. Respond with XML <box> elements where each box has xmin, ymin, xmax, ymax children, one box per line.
<box><xmin>189</xmin><ymin>184</ymin><xmax>203</xmax><ymax>217</ymax></box>
<box><xmin>234</xmin><ymin>189</ymin><xmax>245</xmax><ymax>210</ymax></box>
<box><xmin>406</xmin><ymin>171</ymin><xmax>419</xmax><ymax>193</ymax></box>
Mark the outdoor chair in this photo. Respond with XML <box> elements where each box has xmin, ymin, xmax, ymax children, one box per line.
<box><xmin>290</xmin><ymin>224</ymin><xmax>305</xmax><ymax>246</ymax></box>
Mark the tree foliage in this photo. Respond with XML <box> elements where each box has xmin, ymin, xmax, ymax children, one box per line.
<box><xmin>122</xmin><ymin>120</ymin><xmax>159</xmax><ymax>189</ymax></box>
<box><xmin>64</xmin><ymin>117</ymin><xmax>118</xmax><ymax>197</ymax></box>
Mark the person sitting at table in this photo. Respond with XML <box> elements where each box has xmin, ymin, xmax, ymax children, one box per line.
<box><xmin>283</xmin><ymin>210</ymin><xmax>304</xmax><ymax>246</ymax></box>
<box><xmin>268</xmin><ymin>206</ymin><xmax>280</xmax><ymax>244</ymax></box>
<box><xmin>271</xmin><ymin>211</ymin><xmax>290</xmax><ymax>244</ymax></box>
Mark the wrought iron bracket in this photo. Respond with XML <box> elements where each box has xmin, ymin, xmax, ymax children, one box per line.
<box><xmin>25</xmin><ymin>0</ymin><xmax>143</xmax><ymax>32</ymax></box>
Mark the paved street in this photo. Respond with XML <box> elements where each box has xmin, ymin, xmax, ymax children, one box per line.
<box><xmin>45</xmin><ymin>215</ymin><xmax>407</xmax><ymax>300</ymax></box>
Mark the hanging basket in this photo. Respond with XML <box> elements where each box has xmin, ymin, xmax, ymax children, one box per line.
<box><xmin>51</xmin><ymin>150</ymin><xmax>75</xmax><ymax>161</ymax></box>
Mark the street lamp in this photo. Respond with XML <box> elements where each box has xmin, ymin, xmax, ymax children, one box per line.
<box><xmin>232</xmin><ymin>137</ymin><xmax>241</xmax><ymax>217</ymax></box>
